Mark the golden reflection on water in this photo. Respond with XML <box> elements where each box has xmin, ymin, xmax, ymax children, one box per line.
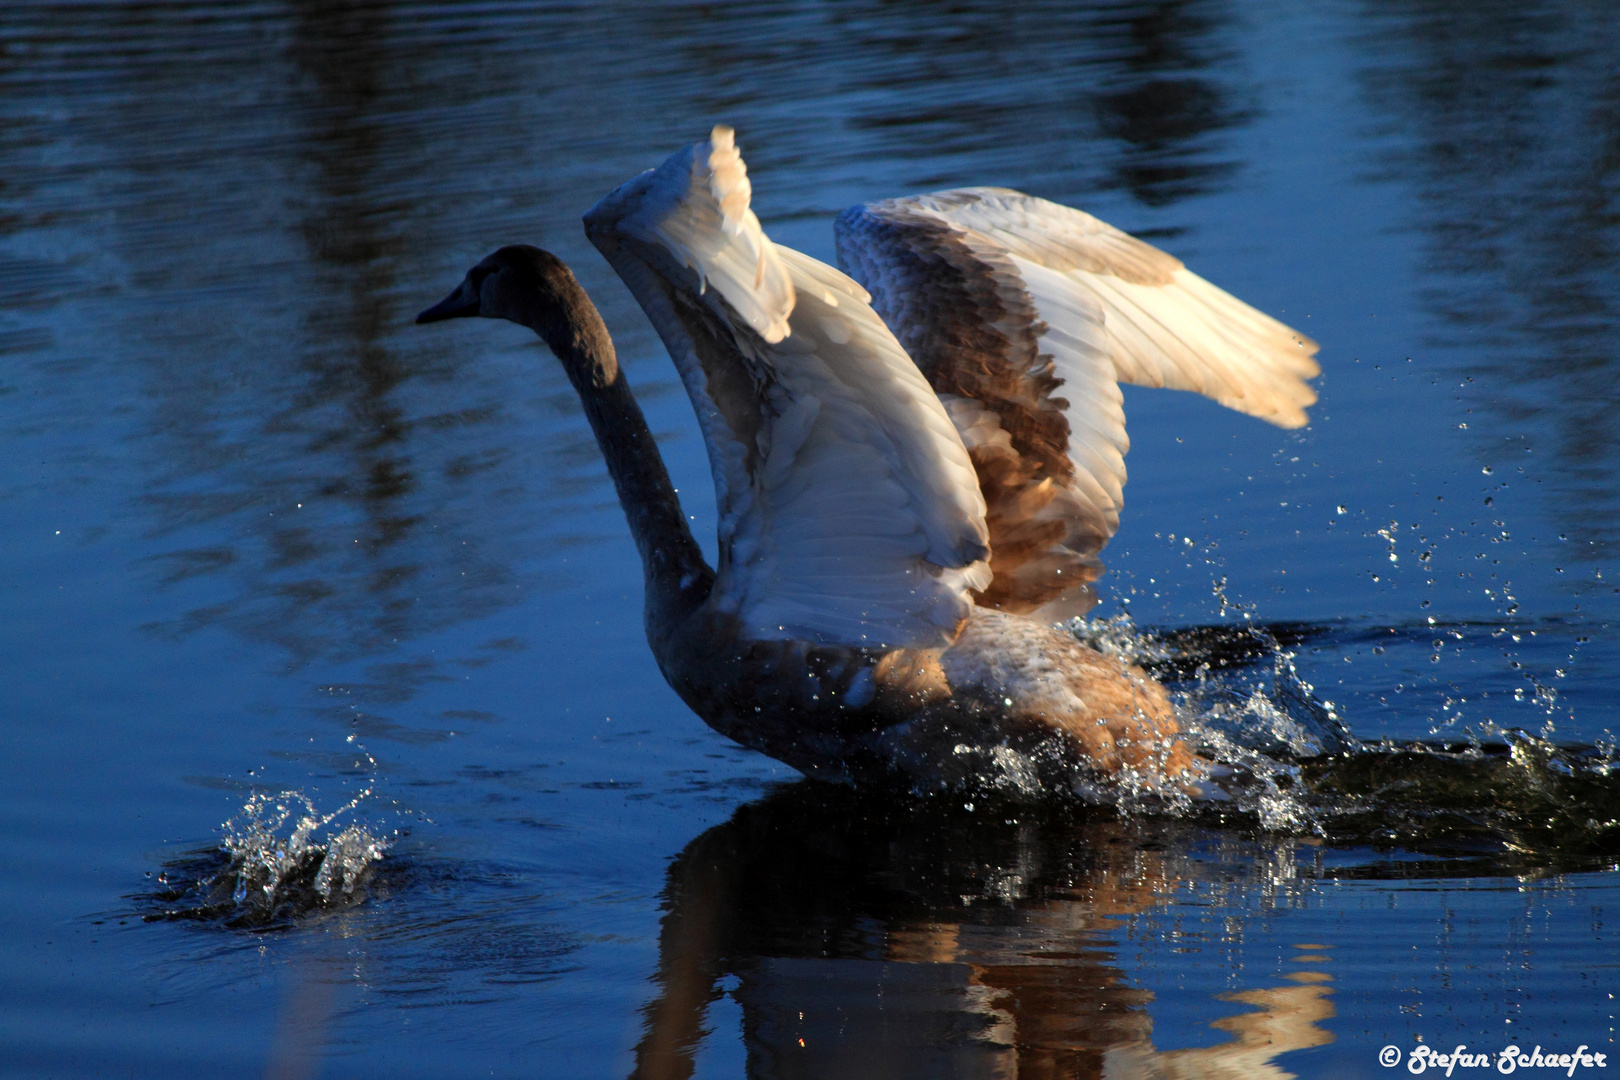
<box><xmin>629</xmin><ymin>784</ymin><xmax>1332</xmax><ymax>1080</ymax></box>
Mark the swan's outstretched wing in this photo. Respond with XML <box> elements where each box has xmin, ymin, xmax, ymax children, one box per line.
<box><xmin>585</xmin><ymin>128</ymin><xmax>990</xmax><ymax>649</ymax></box>
<box><xmin>834</xmin><ymin>187</ymin><xmax>1320</xmax><ymax>616</ymax></box>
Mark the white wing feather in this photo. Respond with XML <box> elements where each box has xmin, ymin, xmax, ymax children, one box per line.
<box><xmin>597</xmin><ymin>125</ymin><xmax>796</xmax><ymax>344</ymax></box>
<box><xmin>586</xmin><ymin>128</ymin><xmax>991</xmax><ymax>649</ymax></box>
<box><xmin>880</xmin><ymin>188</ymin><xmax>1320</xmax><ymax>427</ymax></box>
<box><xmin>1008</xmin><ymin>255</ymin><xmax>1130</xmax><ymax>534</ymax></box>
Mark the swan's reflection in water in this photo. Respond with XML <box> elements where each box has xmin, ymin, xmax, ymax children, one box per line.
<box><xmin>631</xmin><ymin>783</ymin><xmax>1331</xmax><ymax>1080</ymax></box>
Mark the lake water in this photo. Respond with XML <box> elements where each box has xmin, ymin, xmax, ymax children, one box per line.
<box><xmin>2</xmin><ymin>1</ymin><xmax>1617</xmax><ymax>1077</ymax></box>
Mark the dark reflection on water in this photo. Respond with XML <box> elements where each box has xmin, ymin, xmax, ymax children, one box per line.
<box><xmin>633</xmin><ymin>783</ymin><xmax>1334</xmax><ymax>1080</ymax></box>
<box><xmin>595</xmin><ymin>0</ymin><xmax>1262</xmax><ymax>229</ymax></box>
<box><xmin>1356</xmin><ymin>1</ymin><xmax>1620</xmax><ymax>559</ymax></box>
<box><xmin>632</xmin><ymin>774</ymin><xmax>1620</xmax><ymax>1078</ymax></box>
<box><xmin>1088</xmin><ymin>0</ymin><xmax>1255</xmax><ymax>208</ymax></box>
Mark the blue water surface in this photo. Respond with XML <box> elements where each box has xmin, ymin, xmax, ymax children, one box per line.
<box><xmin>1</xmin><ymin>1</ymin><xmax>1616</xmax><ymax>1077</ymax></box>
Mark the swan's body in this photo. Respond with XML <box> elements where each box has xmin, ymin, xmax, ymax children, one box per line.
<box><xmin>418</xmin><ymin>127</ymin><xmax>1318</xmax><ymax>795</ymax></box>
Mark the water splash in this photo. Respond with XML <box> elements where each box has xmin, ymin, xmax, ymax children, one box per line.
<box><xmin>939</xmin><ymin>616</ymin><xmax>1620</xmax><ymax>867</ymax></box>
<box><xmin>1149</xmin><ymin>620</ymin><xmax>1620</xmax><ymax>864</ymax></box>
<box><xmin>1066</xmin><ymin>612</ymin><xmax>1177</xmax><ymax>668</ymax></box>
<box><xmin>141</xmin><ymin>742</ymin><xmax>395</xmax><ymax>928</ymax></box>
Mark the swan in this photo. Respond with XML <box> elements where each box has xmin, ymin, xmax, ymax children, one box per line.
<box><xmin>417</xmin><ymin>126</ymin><xmax>1318</xmax><ymax>796</ymax></box>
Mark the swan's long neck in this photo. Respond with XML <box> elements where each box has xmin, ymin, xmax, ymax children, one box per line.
<box><xmin>523</xmin><ymin>288</ymin><xmax>714</xmax><ymax>637</ymax></box>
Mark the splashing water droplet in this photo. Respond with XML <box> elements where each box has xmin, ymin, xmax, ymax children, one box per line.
<box><xmin>140</xmin><ymin>745</ymin><xmax>394</xmax><ymax>927</ymax></box>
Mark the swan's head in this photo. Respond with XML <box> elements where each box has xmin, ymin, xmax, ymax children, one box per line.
<box><xmin>417</xmin><ymin>245</ymin><xmax>592</xmax><ymax>349</ymax></box>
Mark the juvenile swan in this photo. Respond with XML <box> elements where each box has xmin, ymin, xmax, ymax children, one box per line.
<box><xmin>417</xmin><ymin>127</ymin><xmax>1318</xmax><ymax>795</ymax></box>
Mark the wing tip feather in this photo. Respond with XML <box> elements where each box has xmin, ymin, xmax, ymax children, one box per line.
<box><xmin>705</xmin><ymin>124</ymin><xmax>751</xmax><ymax>237</ymax></box>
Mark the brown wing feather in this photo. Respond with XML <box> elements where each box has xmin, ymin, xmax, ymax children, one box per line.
<box><xmin>837</xmin><ymin>205</ymin><xmax>1105</xmax><ymax>616</ymax></box>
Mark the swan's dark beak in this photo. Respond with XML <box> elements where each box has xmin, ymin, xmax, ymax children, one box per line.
<box><xmin>416</xmin><ymin>276</ymin><xmax>481</xmax><ymax>323</ymax></box>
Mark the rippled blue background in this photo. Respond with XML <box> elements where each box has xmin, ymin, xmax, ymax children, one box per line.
<box><xmin>2</xmin><ymin>1</ymin><xmax>1616</xmax><ymax>1076</ymax></box>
